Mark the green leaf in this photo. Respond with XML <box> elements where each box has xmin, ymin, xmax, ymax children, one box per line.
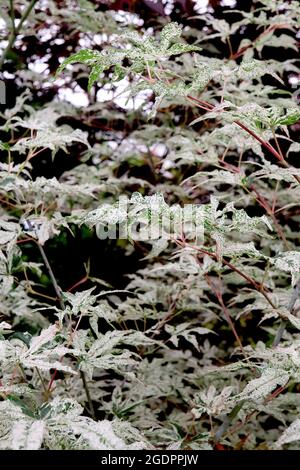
<box><xmin>56</xmin><ymin>49</ymin><xmax>101</xmax><ymax>75</ymax></box>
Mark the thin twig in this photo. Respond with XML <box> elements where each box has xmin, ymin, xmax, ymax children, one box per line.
<box><xmin>37</xmin><ymin>242</ymin><xmax>65</xmax><ymax>310</ymax></box>
<box><xmin>37</xmin><ymin>242</ymin><xmax>95</xmax><ymax>418</ymax></box>
<box><xmin>80</xmin><ymin>370</ymin><xmax>95</xmax><ymax>419</ymax></box>
<box><xmin>36</xmin><ymin>367</ymin><xmax>48</xmax><ymax>397</ymax></box>
<box><xmin>205</xmin><ymin>275</ymin><xmax>246</xmax><ymax>358</ymax></box>
<box><xmin>180</xmin><ymin>241</ymin><xmax>278</xmax><ymax>312</ymax></box>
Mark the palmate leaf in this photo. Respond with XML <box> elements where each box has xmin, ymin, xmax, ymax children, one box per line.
<box><xmin>79</xmin><ymin>350</ymin><xmax>137</xmax><ymax>380</ymax></box>
<box><xmin>62</xmin><ymin>287</ymin><xmax>97</xmax><ymax>315</ymax></box>
<box><xmin>69</xmin><ymin>419</ymin><xmax>147</xmax><ymax>450</ymax></box>
<box><xmin>192</xmin><ymin>385</ymin><xmax>235</xmax><ymax>418</ymax></box>
<box><xmin>236</xmin><ymin>367</ymin><xmax>290</xmax><ymax>402</ymax></box>
<box><xmin>165</xmin><ymin>323</ymin><xmax>215</xmax><ymax>351</ymax></box>
<box><xmin>13</xmin><ymin>325</ymin><xmax>77</xmax><ymax>374</ymax></box>
<box><xmin>57</xmin><ymin>49</ymin><xmax>124</xmax><ymax>91</ymax></box>
<box><xmin>12</xmin><ymin>127</ymin><xmax>90</xmax><ymax>158</ymax></box>
<box><xmin>28</xmin><ymin>324</ymin><xmax>58</xmax><ymax>354</ymax></box>
<box><xmin>237</xmin><ymin>59</ymin><xmax>284</xmax><ymax>83</ymax></box>
<box><xmin>211</xmin><ymin>234</ymin><xmax>263</xmax><ymax>260</ymax></box>
<box><xmin>274</xmin><ymin>109</ymin><xmax>300</xmax><ymax>126</ymax></box>
<box><xmin>0</xmin><ymin>398</ymin><xmax>147</xmax><ymax>450</ymax></box>
<box><xmin>124</xmin><ymin>22</ymin><xmax>202</xmax><ymax>60</ymax></box>
<box><xmin>3</xmin><ymin>175</ymin><xmax>97</xmax><ymax>209</ymax></box>
<box><xmin>56</xmin><ymin>23</ymin><xmax>201</xmax><ymax>92</ymax></box>
<box><xmin>191</xmin><ymin>169</ymin><xmax>247</xmax><ymax>186</ymax></box>
<box><xmin>56</xmin><ymin>49</ymin><xmax>103</xmax><ymax>75</ymax></box>
<box><xmin>76</xmin><ymin>330</ymin><xmax>156</xmax><ymax>379</ymax></box>
<box><xmin>160</xmin><ymin>22</ymin><xmax>182</xmax><ymax>48</ymax></box>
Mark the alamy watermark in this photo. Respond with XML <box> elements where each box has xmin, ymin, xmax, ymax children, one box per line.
<box><xmin>94</xmin><ymin>195</ymin><xmax>205</xmax><ymax>242</ymax></box>
<box><xmin>21</xmin><ymin>195</ymin><xmax>205</xmax><ymax>244</ymax></box>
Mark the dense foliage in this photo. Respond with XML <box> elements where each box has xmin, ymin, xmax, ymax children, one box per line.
<box><xmin>0</xmin><ymin>0</ymin><xmax>300</xmax><ymax>450</ymax></box>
